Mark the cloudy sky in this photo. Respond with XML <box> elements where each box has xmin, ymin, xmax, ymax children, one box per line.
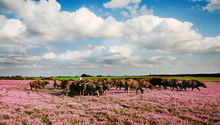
<box><xmin>0</xmin><ymin>0</ymin><xmax>220</xmax><ymax>76</ymax></box>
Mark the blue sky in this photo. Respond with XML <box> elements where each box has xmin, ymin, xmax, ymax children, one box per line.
<box><xmin>0</xmin><ymin>0</ymin><xmax>220</xmax><ymax>76</ymax></box>
<box><xmin>56</xmin><ymin>0</ymin><xmax>220</xmax><ymax>36</ymax></box>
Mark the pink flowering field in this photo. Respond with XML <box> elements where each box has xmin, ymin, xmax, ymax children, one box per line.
<box><xmin>0</xmin><ymin>80</ymin><xmax>219</xmax><ymax>125</ymax></box>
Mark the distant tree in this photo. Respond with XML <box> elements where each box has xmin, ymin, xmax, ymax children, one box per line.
<box><xmin>81</xmin><ymin>74</ymin><xmax>93</xmax><ymax>77</ymax></box>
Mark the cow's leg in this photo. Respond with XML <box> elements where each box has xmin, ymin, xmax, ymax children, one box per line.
<box><xmin>159</xmin><ymin>84</ymin><xmax>161</xmax><ymax>88</ymax></box>
<box><xmin>183</xmin><ymin>86</ymin><xmax>186</xmax><ymax>91</ymax></box>
<box><xmin>96</xmin><ymin>90</ymin><xmax>99</xmax><ymax>97</ymax></box>
<box><xmin>124</xmin><ymin>86</ymin><xmax>127</xmax><ymax>92</ymax></box>
<box><xmin>171</xmin><ymin>86</ymin><xmax>174</xmax><ymax>91</ymax></box>
<box><xmin>197</xmin><ymin>87</ymin><xmax>200</xmax><ymax>91</ymax></box>
<box><xmin>128</xmin><ymin>87</ymin><xmax>130</xmax><ymax>94</ymax></box>
<box><xmin>83</xmin><ymin>89</ymin><xmax>85</xmax><ymax>96</ymax></box>
<box><xmin>163</xmin><ymin>85</ymin><xmax>167</xmax><ymax>90</ymax></box>
<box><xmin>140</xmin><ymin>88</ymin><xmax>144</xmax><ymax>94</ymax></box>
<box><xmin>176</xmin><ymin>86</ymin><xmax>179</xmax><ymax>91</ymax></box>
<box><xmin>136</xmin><ymin>89</ymin><xmax>138</xmax><ymax>94</ymax></box>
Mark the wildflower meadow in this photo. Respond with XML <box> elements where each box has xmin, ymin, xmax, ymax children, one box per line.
<box><xmin>0</xmin><ymin>80</ymin><xmax>219</xmax><ymax>124</ymax></box>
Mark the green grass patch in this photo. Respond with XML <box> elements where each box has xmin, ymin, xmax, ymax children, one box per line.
<box><xmin>24</xmin><ymin>111</ymin><xmax>34</xmax><ymax>115</ymax></box>
<box><xmin>41</xmin><ymin>114</ymin><xmax>52</xmax><ymax>125</ymax></box>
<box><xmin>2</xmin><ymin>114</ymin><xmax>9</xmax><ymax>120</ymax></box>
<box><xmin>22</xmin><ymin>119</ymin><xmax>27</xmax><ymax>125</ymax></box>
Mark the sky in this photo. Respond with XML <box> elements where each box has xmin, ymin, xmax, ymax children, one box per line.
<box><xmin>0</xmin><ymin>0</ymin><xmax>220</xmax><ymax>76</ymax></box>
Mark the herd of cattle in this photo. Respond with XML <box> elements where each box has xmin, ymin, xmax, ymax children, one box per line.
<box><xmin>29</xmin><ymin>78</ymin><xmax>207</xmax><ymax>96</ymax></box>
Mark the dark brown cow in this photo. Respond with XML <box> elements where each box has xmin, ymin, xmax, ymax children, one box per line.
<box><xmin>168</xmin><ymin>79</ymin><xmax>180</xmax><ymax>91</ymax></box>
<box><xmin>181</xmin><ymin>80</ymin><xmax>207</xmax><ymax>91</ymax></box>
<box><xmin>64</xmin><ymin>80</ymin><xmax>75</xmax><ymax>96</ymax></box>
<box><xmin>85</xmin><ymin>82</ymin><xmax>103</xmax><ymax>97</ymax></box>
<box><xmin>149</xmin><ymin>78</ymin><xmax>164</xmax><ymax>88</ymax></box>
<box><xmin>68</xmin><ymin>80</ymin><xmax>88</xmax><ymax>96</ymax></box>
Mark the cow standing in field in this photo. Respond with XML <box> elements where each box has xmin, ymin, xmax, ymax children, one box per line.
<box><xmin>78</xmin><ymin>80</ymin><xmax>88</xmax><ymax>96</ymax></box>
<box><xmin>38</xmin><ymin>80</ymin><xmax>50</xmax><ymax>89</ymax></box>
<box><xmin>168</xmin><ymin>79</ymin><xmax>180</xmax><ymax>91</ymax></box>
<box><xmin>29</xmin><ymin>80</ymin><xmax>40</xmax><ymax>90</ymax></box>
<box><xmin>139</xmin><ymin>79</ymin><xmax>154</xmax><ymax>90</ymax></box>
<box><xmin>162</xmin><ymin>79</ymin><xmax>169</xmax><ymax>90</ymax></box>
<box><xmin>68</xmin><ymin>80</ymin><xmax>89</xmax><ymax>96</ymax></box>
<box><xmin>29</xmin><ymin>80</ymin><xmax>49</xmax><ymax>90</ymax></box>
<box><xmin>86</xmin><ymin>82</ymin><xmax>103</xmax><ymax>97</ymax></box>
<box><xmin>53</xmin><ymin>80</ymin><xmax>65</xmax><ymax>89</ymax></box>
<box><xmin>114</xmin><ymin>79</ymin><xmax>121</xmax><ymax>90</ymax></box>
<box><xmin>149</xmin><ymin>78</ymin><xmax>164</xmax><ymax>89</ymax></box>
<box><xmin>64</xmin><ymin>80</ymin><xmax>75</xmax><ymax>96</ymax></box>
<box><xmin>181</xmin><ymin>80</ymin><xmax>207</xmax><ymax>91</ymax></box>
<box><xmin>116</xmin><ymin>78</ymin><xmax>126</xmax><ymax>90</ymax></box>
<box><xmin>125</xmin><ymin>79</ymin><xmax>144</xmax><ymax>94</ymax></box>
<box><xmin>97</xmin><ymin>79</ymin><xmax>112</xmax><ymax>95</ymax></box>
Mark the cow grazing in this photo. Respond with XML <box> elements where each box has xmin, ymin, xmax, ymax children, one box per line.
<box><xmin>86</xmin><ymin>82</ymin><xmax>103</xmax><ymax>97</ymax></box>
<box><xmin>29</xmin><ymin>80</ymin><xmax>40</xmax><ymax>90</ymax></box>
<box><xmin>139</xmin><ymin>79</ymin><xmax>154</xmax><ymax>90</ymax></box>
<box><xmin>38</xmin><ymin>80</ymin><xmax>50</xmax><ymax>89</ymax></box>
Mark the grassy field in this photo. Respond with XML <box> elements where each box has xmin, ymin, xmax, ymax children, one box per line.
<box><xmin>37</xmin><ymin>76</ymin><xmax>220</xmax><ymax>82</ymax></box>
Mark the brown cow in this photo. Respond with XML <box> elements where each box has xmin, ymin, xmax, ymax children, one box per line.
<box><xmin>38</xmin><ymin>80</ymin><xmax>49</xmax><ymax>89</ymax></box>
<box><xmin>29</xmin><ymin>80</ymin><xmax>40</xmax><ymax>90</ymax></box>
<box><xmin>85</xmin><ymin>82</ymin><xmax>103</xmax><ymax>97</ymax></box>
<box><xmin>53</xmin><ymin>80</ymin><xmax>65</xmax><ymax>89</ymax></box>
<box><xmin>125</xmin><ymin>79</ymin><xmax>144</xmax><ymax>94</ymax></box>
<box><xmin>63</xmin><ymin>80</ymin><xmax>75</xmax><ymax>96</ymax></box>
<box><xmin>168</xmin><ymin>79</ymin><xmax>180</xmax><ymax>91</ymax></box>
<box><xmin>139</xmin><ymin>79</ymin><xmax>153</xmax><ymax>90</ymax></box>
<box><xmin>181</xmin><ymin>80</ymin><xmax>207</xmax><ymax>91</ymax></box>
<box><xmin>115</xmin><ymin>78</ymin><xmax>126</xmax><ymax>90</ymax></box>
<box><xmin>149</xmin><ymin>78</ymin><xmax>164</xmax><ymax>88</ymax></box>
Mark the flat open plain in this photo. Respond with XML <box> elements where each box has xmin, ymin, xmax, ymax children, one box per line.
<box><xmin>0</xmin><ymin>80</ymin><xmax>219</xmax><ymax>125</ymax></box>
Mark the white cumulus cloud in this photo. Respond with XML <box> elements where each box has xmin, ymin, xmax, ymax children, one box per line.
<box><xmin>110</xmin><ymin>45</ymin><xmax>132</xmax><ymax>58</ymax></box>
<box><xmin>104</xmin><ymin>0</ymin><xmax>141</xmax><ymax>8</ymax></box>
<box><xmin>0</xmin><ymin>0</ymin><xmax>219</xmax><ymax>74</ymax></box>
<box><xmin>204</xmin><ymin>0</ymin><xmax>220</xmax><ymax>12</ymax></box>
<box><xmin>42</xmin><ymin>52</ymin><xmax>56</xmax><ymax>59</ymax></box>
